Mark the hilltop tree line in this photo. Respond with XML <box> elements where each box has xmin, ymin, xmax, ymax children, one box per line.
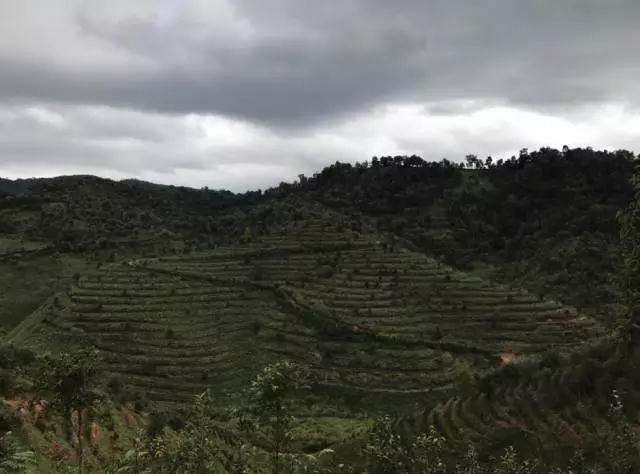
<box><xmin>276</xmin><ymin>147</ymin><xmax>636</xmax><ymax>312</ymax></box>
<box><xmin>0</xmin><ymin>147</ymin><xmax>637</xmax><ymax>312</ymax></box>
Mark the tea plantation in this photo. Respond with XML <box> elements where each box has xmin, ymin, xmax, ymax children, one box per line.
<box><xmin>12</xmin><ymin>216</ymin><xmax>603</xmax><ymax>417</ymax></box>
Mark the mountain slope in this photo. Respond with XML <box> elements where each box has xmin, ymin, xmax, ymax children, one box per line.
<box><xmin>285</xmin><ymin>148</ymin><xmax>636</xmax><ymax>319</ymax></box>
<box><xmin>14</xmin><ymin>211</ymin><xmax>603</xmax><ymax>417</ymax></box>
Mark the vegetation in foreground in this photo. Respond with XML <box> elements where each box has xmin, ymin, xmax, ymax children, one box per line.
<box><xmin>3</xmin><ymin>348</ymin><xmax>640</xmax><ymax>473</ymax></box>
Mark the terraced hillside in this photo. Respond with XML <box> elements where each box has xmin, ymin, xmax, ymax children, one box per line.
<box><xmin>414</xmin><ymin>376</ymin><xmax>599</xmax><ymax>456</ymax></box>
<box><xmin>15</xmin><ymin>266</ymin><xmax>290</xmax><ymax>406</ymax></box>
<box><xmin>288</xmin><ymin>149</ymin><xmax>636</xmax><ymax>317</ymax></box>
<box><xmin>399</xmin><ymin>334</ymin><xmax>640</xmax><ymax>466</ymax></box>
<box><xmin>13</xmin><ymin>216</ymin><xmax>605</xmax><ymax>414</ymax></box>
<box><xmin>144</xmin><ymin>218</ymin><xmax>602</xmax><ymax>353</ymax></box>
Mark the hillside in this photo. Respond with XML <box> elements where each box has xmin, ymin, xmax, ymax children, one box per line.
<box><xmin>403</xmin><ymin>333</ymin><xmax>640</xmax><ymax>468</ymax></box>
<box><xmin>0</xmin><ymin>146</ymin><xmax>639</xmax><ymax>471</ymax></box>
<box><xmin>0</xmin><ymin>175</ymin><xmax>260</xmax><ymax>252</ymax></box>
<box><xmin>1</xmin><ymin>148</ymin><xmax>632</xmax><ymax>336</ymax></box>
<box><xmin>0</xmin><ymin>175</ymin><xmax>263</xmax><ymax>332</ymax></box>
<box><xmin>12</xmin><ymin>210</ymin><xmax>603</xmax><ymax>414</ymax></box>
<box><xmin>286</xmin><ymin>148</ymin><xmax>635</xmax><ymax>320</ymax></box>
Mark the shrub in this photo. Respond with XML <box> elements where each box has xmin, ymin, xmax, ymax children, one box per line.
<box><xmin>316</xmin><ymin>265</ymin><xmax>335</xmax><ymax>278</ymax></box>
<box><xmin>0</xmin><ymin>404</ymin><xmax>19</xmax><ymax>433</ymax></box>
<box><xmin>146</xmin><ymin>410</ymin><xmax>185</xmax><ymax>437</ymax></box>
<box><xmin>251</xmin><ymin>320</ymin><xmax>262</xmax><ymax>335</ymax></box>
<box><xmin>248</xmin><ymin>266</ymin><xmax>265</xmax><ymax>281</ymax></box>
<box><xmin>107</xmin><ymin>376</ymin><xmax>123</xmax><ymax>395</ymax></box>
<box><xmin>539</xmin><ymin>350</ymin><xmax>562</xmax><ymax>369</ymax></box>
<box><xmin>0</xmin><ymin>434</ymin><xmax>35</xmax><ymax>473</ymax></box>
<box><xmin>0</xmin><ymin>345</ymin><xmax>35</xmax><ymax>369</ymax></box>
<box><xmin>134</xmin><ymin>398</ymin><xmax>147</xmax><ymax>413</ymax></box>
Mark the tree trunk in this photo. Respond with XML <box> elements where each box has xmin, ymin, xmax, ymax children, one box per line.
<box><xmin>77</xmin><ymin>408</ymin><xmax>83</xmax><ymax>474</ymax></box>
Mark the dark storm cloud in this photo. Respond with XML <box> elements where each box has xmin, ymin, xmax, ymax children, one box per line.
<box><xmin>1</xmin><ymin>1</ymin><xmax>639</xmax><ymax>192</ymax></box>
<box><xmin>1</xmin><ymin>0</ymin><xmax>639</xmax><ymax>126</ymax></box>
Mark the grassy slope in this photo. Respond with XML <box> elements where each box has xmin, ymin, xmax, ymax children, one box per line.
<box><xmin>0</xmin><ymin>252</ymin><xmax>94</xmax><ymax>332</ymax></box>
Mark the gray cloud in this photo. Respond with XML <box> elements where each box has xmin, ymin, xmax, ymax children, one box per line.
<box><xmin>0</xmin><ymin>1</ymin><xmax>639</xmax><ymax>191</ymax></box>
<box><xmin>1</xmin><ymin>101</ymin><xmax>638</xmax><ymax>191</ymax></box>
<box><xmin>1</xmin><ymin>0</ymin><xmax>639</xmax><ymax>126</ymax></box>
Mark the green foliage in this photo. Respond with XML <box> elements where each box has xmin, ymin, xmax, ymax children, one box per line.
<box><xmin>362</xmin><ymin>411</ymin><xmax>640</xmax><ymax>473</ymax></box>
<box><xmin>590</xmin><ymin>393</ymin><xmax>640</xmax><ymax>473</ymax></box>
<box><xmin>0</xmin><ymin>433</ymin><xmax>35</xmax><ymax>474</ymax></box>
<box><xmin>0</xmin><ymin>345</ymin><xmax>35</xmax><ymax>397</ymax></box>
<box><xmin>249</xmin><ymin>265</ymin><xmax>266</xmax><ymax>281</ymax></box>
<box><xmin>37</xmin><ymin>350</ymin><xmax>102</xmax><ymax>416</ymax></box>
<box><xmin>145</xmin><ymin>409</ymin><xmax>186</xmax><ymax>439</ymax></box>
<box><xmin>0</xmin><ymin>345</ymin><xmax>35</xmax><ymax>370</ymax></box>
<box><xmin>618</xmin><ymin>163</ymin><xmax>640</xmax><ymax>321</ymax></box>
<box><xmin>290</xmin><ymin>147</ymin><xmax>636</xmax><ymax>311</ymax></box>
<box><xmin>37</xmin><ymin>350</ymin><xmax>102</xmax><ymax>474</ymax></box>
<box><xmin>115</xmin><ymin>391</ymin><xmax>245</xmax><ymax>474</ymax></box>
<box><xmin>242</xmin><ymin>361</ymin><xmax>304</xmax><ymax>474</ymax></box>
<box><xmin>362</xmin><ymin>417</ymin><xmax>547</xmax><ymax>473</ymax></box>
<box><xmin>4</xmin><ymin>148</ymin><xmax>640</xmax><ymax>472</ymax></box>
<box><xmin>364</xmin><ymin>417</ymin><xmax>447</xmax><ymax>473</ymax></box>
<box><xmin>0</xmin><ymin>450</ymin><xmax>36</xmax><ymax>474</ymax></box>
<box><xmin>114</xmin><ymin>363</ymin><xmax>308</xmax><ymax>473</ymax></box>
<box><xmin>0</xmin><ymin>406</ymin><xmax>18</xmax><ymax>436</ymax></box>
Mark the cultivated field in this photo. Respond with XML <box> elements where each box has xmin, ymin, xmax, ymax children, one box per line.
<box><xmin>13</xmin><ymin>218</ymin><xmax>604</xmax><ymax>414</ymax></box>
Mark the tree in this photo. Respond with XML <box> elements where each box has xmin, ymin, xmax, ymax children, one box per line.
<box><xmin>121</xmin><ymin>391</ymin><xmax>245</xmax><ymax>473</ymax></box>
<box><xmin>465</xmin><ymin>154</ymin><xmax>479</xmax><ymax>169</ymax></box>
<box><xmin>114</xmin><ymin>391</ymin><xmax>245</xmax><ymax>473</ymax></box>
<box><xmin>405</xmin><ymin>155</ymin><xmax>426</xmax><ymax>168</ymax></box>
<box><xmin>243</xmin><ymin>361</ymin><xmax>302</xmax><ymax>474</ymax></box>
<box><xmin>38</xmin><ymin>350</ymin><xmax>102</xmax><ymax>473</ymax></box>
<box><xmin>364</xmin><ymin>417</ymin><xmax>449</xmax><ymax>474</ymax></box>
<box><xmin>163</xmin><ymin>391</ymin><xmax>245</xmax><ymax>472</ymax></box>
<box><xmin>618</xmin><ymin>163</ymin><xmax>640</xmax><ymax>335</ymax></box>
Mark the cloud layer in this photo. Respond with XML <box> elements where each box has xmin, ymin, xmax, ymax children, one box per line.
<box><xmin>1</xmin><ymin>1</ymin><xmax>639</xmax><ymax>190</ymax></box>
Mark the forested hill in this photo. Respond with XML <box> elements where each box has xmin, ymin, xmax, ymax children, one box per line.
<box><xmin>0</xmin><ymin>175</ymin><xmax>262</xmax><ymax>251</ymax></box>
<box><xmin>278</xmin><ymin>147</ymin><xmax>637</xmax><ymax>318</ymax></box>
<box><xmin>1</xmin><ymin>147</ymin><xmax>639</xmax><ymax>471</ymax></box>
<box><xmin>0</xmin><ymin>147</ymin><xmax>637</xmax><ymax>319</ymax></box>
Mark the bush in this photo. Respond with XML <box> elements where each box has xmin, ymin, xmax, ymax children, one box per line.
<box><xmin>251</xmin><ymin>320</ymin><xmax>262</xmax><ymax>335</ymax></box>
<box><xmin>147</xmin><ymin>411</ymin><xmax>170</xmax><ymax>438</ymax></box>
<box><xmin>0</xmin><ymin>404</ymin><xmax>19</xmax><ymax>433</ymax></box>
<box><xmin>0</xmin><ymin>370</ymin><xmax>15</xmax><ymax>397</ymax></box>
<box><xmin>107</xmin><ymin>376</ymin><xmax>123</xmax><ymax>395</ymax></box>
<box><xmin>0</xmin><ymin>345</ymin><xmax>35</xmax><ymax>369</ymax></box>
<box><xmin>249</xmin><ymin>266</ymin><xmax>265</xmax><ymax>281</ymax></box>
<box><xmin>539</xmin><ymin>350</ymin><xmax>563</xmax><ymax>369</ymax></box>
<box><xmin>316</xmin><ymin>265</ymin><xmax>335</xmax><ymax>278</ymax></box>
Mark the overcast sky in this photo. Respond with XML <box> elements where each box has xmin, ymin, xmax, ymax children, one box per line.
<box><xmin>1</xmin><ymin>1</ymin><xmax>639</xmax><ymax>191</ymax></box>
